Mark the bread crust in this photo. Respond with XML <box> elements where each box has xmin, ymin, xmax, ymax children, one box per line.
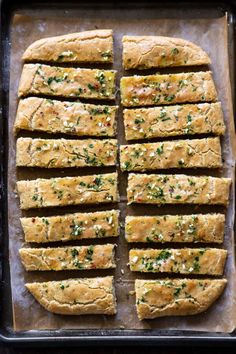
<box><xmin>14</xmin><ymin>98</ymin><xmax>117</xmax><ymax>137</ymax></box>
<box><xmin>23</xmin><ymin>29</ymin><xmax>113</xmax><ymax>64</ymax></box>
<box><xmin>26</xmin><ymin>276</ymin><xmax>116</xmax><ymax>315</ymax></box>
<box><xmin>120</xmin><ymin>71</ymin><xmax>217</xmax><ymax>107</ymax></box>
<box><xmin>21</xmin><ymin>210</ymin><xmax>119</xmax><ymax>243</ymax></box>
<box><xmin>17</xmin><ymin>173</ymin><xmax>118</xmax><ymax>210</ymax></box>
<box><xmin>124</xmin><ymin>102</ymin><xmax>225</xmax><ymax>140</ymax></box>
<box><xmin>18</xmin><ymin>64</ymin><xmax>116</xmax><ymax>100</ymax></box>
<box><xmin>123</xmin><ymin>35</ymin><xmax>211</xmax><ymax>69</ymax></box>
<box><xmin>125</xmin><ymin>213</ymin><xmax>225</xmax><ymax>243</ymax></box>
<box><xmin>20</xmin><ymin>244</ymin><xmax>116</xmax><ymax>271</ymax></box>
<box><xmin>129</xmin><ymin>248</ymin><xmax>227</xmax><ymax>275</ymax></box>
<box><xmin>135</xmin><ymin>278</ymin><xmax>227</xmax><ymax>319</ymax></box>
<box><xmin>16</xmin><ymin>138</ymin><xmax>117</xmax><ymax>168</ymax></box>
<box><xmin>120</xmin><ymin>137</ymin><xmax>222</xmax><ymax>171</ymax></box>
<box><xmin>127</xmin><ymin>174</ymin><xmax>231</xmax><ymax>206</ymax></box>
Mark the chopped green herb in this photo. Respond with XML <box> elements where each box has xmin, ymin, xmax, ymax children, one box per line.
<box><xmin>71</xmin><ymin>248</ymin><xmax>79</xmax><ymax>258</ymax></box>
<box><xmin>46</xmin><ymin>99</ymin><xmax>54</xmax><ymax>105</ymax></box>
<box><xmin>86</xmin><ymin>246</ymin><xmax>94</xmax><ymax>261</ymax></box>
<box><xmin>47</xmin><ymin>76</ymin><xmax>65</xmax><ymax>85</ymax></box>
<box><xmin>124</xmin><ymin>161</ymin><xmax>131</xmax><ymax>170</ymax></box>
<box><xmin>156</xmin><ymin>249</ymin><xmax>172</xmax><ymax>263</ymax></box>
<box><xmin>95</xmin><ymin>227</ymin><xmax>106</xmax><ymax>237</ymax></box>
<box><xmin>171</xmin><ymin>48</ymin><xmax>179</xmax><ymax>55</ymax></box>
<box><xmin>42</xmin><ymin>218</ymin><xmax>49</xmax><ymax>226</ymax></box>
<box><xmin>88</xmin><ymin>83</ymin><xmax>96</xmax><ymax>91</ymax></box>
<box><xmin>134</xmin><ymin>118</ymin><xmax>145</xmax><ymax>124</ymax></box>
<box><xmin>178</xmin><ymin>159</ymin><xmax>185</xmax><ymax>166</ymax></box>
<box><xmin>193</xmin><ymin>260</ymin><xmax>200</xmax><ymax>272</ymax></box>
<box><xmin>96</xmin><ymin>72</ymin><xmax>106</xmax><ymax>85</ymax></box>
<box><xmin>101</xmin><ymin>51</ymin><xmax>112</xmax><ymax>59</ymax></box>
<box><xmin>94</xmin><ymin>176</ymin><xmax>102</xmax><ymax>187</ymax></box>
<box><xmin>70</xmin><ymin>221</ymin><xmax>83</xmax><ymax>237</ymax></box>
<box><xmin>187</xmin><ymin>114</ymin><xmax>192</xmax><ymax>122</ymax></box>
<box><xmin>174</xmin><ymin>287</ymin><xmax>181</xmax><ymax>297</ymax></box>
<box><xmin>146</xmin><ymin>236</ymin><xmax>153</xmax><ymax>242</ymax></box>
<box><xmin>156</xmin><ymin>144</ymin><xmax>164</xmax><ymax>156</ymax></box>
<box><xmin>165</xmin><ymin>94</ymin><xmax>175</xmax><ymax>102</ymax></box>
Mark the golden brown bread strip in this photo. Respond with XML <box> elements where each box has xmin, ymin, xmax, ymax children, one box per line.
<box><xmin>26</xmin><ymin>276</ymin><xmax>116</xmax><ymax>315</ymax></box>
<box><xmin>21</xmin><ymin>210</ymin><xmax>119</xmax><ymax>243</ymax></box>
<box><xmin>17</xmin><ymin>173</ymin><xmax>118</xmax><ymax>210</ymax></box>
<box><xmin>125</xmin><ymin>213</ymin><xmax>225</xmax><ymax>243</ymax></box>
<box><xmin>135</xmin><ymin>278</ymin><xmax>227</xmax><ymax>319</ymax></box>
<box><xmin>120</xmin><ymin>137</ymin><xmax>222</xmax><ymax>171</ymax></box>
<box><xmin>120</xmin><ymin>71</ymin><xmax>217</xmax><ymax>107</ymax></box>
<box><xmin>16</xmin><ymin>138</ymin><xmax>117</xmax><ymax>168</ymax></box>
<box><xmin>123</xmin><ymin>35</ymin><xmax>211</xmax><ymax>70</ymax></box>
<box><xmin>129</xmin><ymin>248</ymin><xmax>227</xmax><ymax>275</ymax></box>
<box><xmin>19</xmin><ymin>244</ymin><xmax>116</xmax><ymax>271</ymax></box>
<box><xmin>127</xmin><ymin>174</ymin><xmax>231</xmax><ymax>206</ymax></box>
<box><xmin>124</xmin><ymin>102</ymin><xmax>225</xmax><ymax>140</ymax></box>
<box><xmin>23</xmin><ymin>29</ymin><xmax>113</xmax><ymax>63</ymax></box>
<box><xmin>18</xmin><ymin>64</ymin><xmax>116</xmax><ymax>99</ymax></box>
<box><xmin>14</xmin><ymin>98</ymin><xmax>117</xmax><ymax>137</ymax></box>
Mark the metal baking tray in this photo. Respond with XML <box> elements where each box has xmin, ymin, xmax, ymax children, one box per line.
<box><xmin>0</xmin><ymin>0</ymin><xmax>236</xmax><ymax>345</ymax></box>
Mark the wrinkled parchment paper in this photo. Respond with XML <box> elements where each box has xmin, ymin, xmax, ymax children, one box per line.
<box><xmin>8</xmin><ymin>7</ymin><xmax>236</xmax><ymax>333</ymax></box>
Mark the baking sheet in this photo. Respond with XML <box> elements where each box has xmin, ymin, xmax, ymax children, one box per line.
<box><xmin>8</xmin><ymin>7</ymin><xmax>236</xmax><ymax>332</ymax></box>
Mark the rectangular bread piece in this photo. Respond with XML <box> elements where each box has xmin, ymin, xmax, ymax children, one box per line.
<box><xmin>123</xmin><ymin>35</ymin><xmax>210</xmax><ymax>70</ymax></box>
<box><xmin>120</xmin><ymin>71</ymin><xmax>217</xmax><ymax>107</ymax></box>
<box><xmin>120</xmin><ymin>137</ymin><xmax>222</xmax><ymax>171</ymax></box>
<box><xmin>135</xmin><ymin>278</ymin><xmax>227</xmax><ymax>320</ymax></box>
<box><xmin>14</xmin><ymin>98</ymin><xmax>117</xmax><ymax>137</ymax></box>
<box><xmin>124</xmin><ymin>102</ymin><xmax>225</xmax><ymax>140</ymax></box>
<box><xmin>26</xmin><ymin>276</ymin><xmax>116</xmax><ymax>315</ymax></box>
<box><xmin>23</xmin><ymin>29</ymin><xmax>113</xmax><ymax>64</ymax></box>
<box><xmin>125</xmin><ymin>213</ymin><xmax>225</xmax><ymax>243</ymax></box>
<box><xmin>18</xmin><ymin>64</ymin><xmax>116</xmax><ymax>100</ymax></box>
<box><xmin>129</xmin><ymin>248</ymin><xmax>227</xmax><ymax>275</ymax></box>
<box><xmin>19</xmin><ymin>244</ymin><xmax>116</xmax><ymax>271</ymax></box>
<box><xmin>16</xmin><ymin>138</ymin><xmax>117</xmax><ymax>168</ymax></box>
<box><xmin>17</xmin><ymin>172</ymin><xmax>118</xmax><ymax>210</ymax></box>
<box><xmin>21</xmin><ymin>210</ymin><xmax>119</xmax><ymax>243</ymax></box>
<box><xmin>127</xmin><ymin>174</ymin><xmax>231</xmax><ymax>205</ymax></box>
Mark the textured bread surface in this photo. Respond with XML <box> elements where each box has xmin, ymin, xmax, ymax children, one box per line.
<box><xmin>18</xmin><ymin>64</ymin><xmax>116</xmax><ymax>100</ymax></box>
<box><xmin>17</xmin><ymin>173</ymin><xmax>118</xmax><ymax>210</ymax></box>
<box><xmin>125</xmin><ymin>213</ymin><xmax>225</xmax><ymax>243</ymax></box>
<box><xmin>124</xmin><ymin>102</ymin><xmax>225</xmax><ymax>140</ymax></box>
<box><xmin>20</xmin><ymin>244</ymin><xmax>116</xmax><ymax>271</ymax></box>
<box><xmin>135</xmin><ymin>278</ymin><xmax>227</xmax><ymax>319</ymax></box>
<box><xmin>127</xmin><ymin>174</ymin><xmax>231</xmax><ymax>205</ymax></box>
<box><xmin>120</xmin><ymin>71</ymin><xmax>217</xmax><ymax>107</ymax></box>
<box><xmin>14</xmin><ymin>98</ymin><xmax>117</xmax><ymax>137</ymax></box>
<box><xmin>16</xmin><ymin>138</ymin><xmax>117</xmax><ymax>168</ymax></box>
<box><xmin>21</xmin><ymin>210</ymin><xmax>119</xmax><ymax>243</ymax></box>
<box><xmin>26</xmin><ymin>276</ymin><xmax>116</xmax><ymax>315</ymax></box>
<box><xmin>120</xmin><ymin>137</ymin><xmax>222</xmax><ymax>171</ymax></box>
<box><xmin>129</xmin><ymin>248</ymin><xmax>227</xmax><ymax>275</ymax></box>
<box><xmin>123</xmin><ymin>35</ymin><xmax>211</xmax><ymax>69</ymax></box>
<box><xmin>23</xmin><ymin>29</ymin><xmax>113</xmax><ymax>64</ymax></box>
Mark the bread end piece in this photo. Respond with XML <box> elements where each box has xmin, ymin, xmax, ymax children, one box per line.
<box><xmin>23</xmin><ymin>29</ymin><xmax>113</xmax><ymax>64</ymax></box>
<box><xmin>26</xmin><ymin>276</ymin><xmax>117</xmax><ymax>315</ymax></box>
<box><xmin>135</xmin><ymin>278</ymin><xmax>227</xmax><ymax>320</ymax></box>
<box><xmin>123</xmin><ymin>35</ymin><xmax>211</xmax><ymax>70</ymax></box>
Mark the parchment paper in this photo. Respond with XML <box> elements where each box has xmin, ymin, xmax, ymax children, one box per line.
<box><xmin>8</xmin><ymin>7</ymin><xmax>236</xmax><ymax>333</ymax></box>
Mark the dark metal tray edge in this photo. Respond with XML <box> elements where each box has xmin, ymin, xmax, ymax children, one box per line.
<box><xmin>1</xmin><ymin>0</ymin><xmax>236</xmax><ymax>345</ymax></box>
